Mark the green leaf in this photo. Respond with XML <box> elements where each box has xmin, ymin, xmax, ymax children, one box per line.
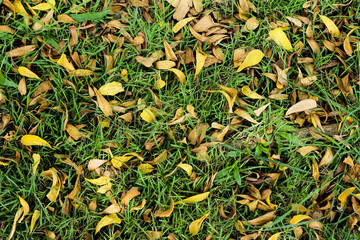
<box><xmin>233</xmin><ymin>167</ymin><xmax>241</xmax><ymax>186</ymax></box>
<box><xmin>70</xmin><ymin>11</ymin><xmax>109</xmax><ymax>22</ymax></box>
<box><xmin>0</xmin><ymin>72</ymin><xmax>18</xmax><ymax>88</ymax></box>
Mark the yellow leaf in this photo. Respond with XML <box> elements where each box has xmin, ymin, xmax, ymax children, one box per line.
<box><xmin>290</xmin><ymin>215</ymin><xmax>312</xmax><ymax>225</ymax></box>
<box><xmin>172</xmin><ymin>17</ymin><xmax>197</xmax><ymax>33</ymax></box>
<box><xmin>154</xmin><ymin>79</ymin><xmax>166</xmax><ymax>89</ymax></box>
<box><xmin>17</xmin><ymin>194</ymin><xmax>30</xmax><ymax>217</ymax></box>
<box><xmin>269</xmin><ymin>232</ymin><xmax>283</xmax><ymax>240</ymax></box>
<box><xmin>140</xmin><ymin>108</ymin><xmax>156</xmax><ymax>122</ymax></box>
<box><xmin>269</xmin><ymin>28</ymin><xmax>293</xmax><ymax>50</ymax></box>
<box><xmin>266</xmin><ymin>195</ymin><xmax>278</xmax><ymax>209</ymax></box>
<box><xmin>194</xmin><ymin>50</ymin><xmax>207</xmax><ymax>80</ymax></box>
<box><xmin>111</xmin><ymin>153</ymin><xmax>143</xmax><ymax>169</ymax></box>
<box><xmin>57</xmin><ymin>54</ymin><xmax>75</xmax><ymax>71</ymax></box>
<box><xmin>130</xmin><ymin>199</ymin><xmax>147</xmax><ymax>211</ymax></box>
<box><xmin>234</xmin><ymin>108</ymin><xmax>258</xmax><ymax>124</ymax></box>
<box><xmin>241</xmin><ymin>86</ymin><xmax>264</xmax><ymax>99</ymax></box>
<box><xmin>70</xmin><ymin>69</ymin><xmax>95</xmax><ymax>77</ymax></box>
<box><xmin>168</xmin><ymin>68</ymin><xmax>186</xmax><ymax>85</ymax></box>
<box><xmin>177</xmin><ymin>163</ymin><xmax>193</xmax><ymax>176</ymax></box>
<box><xmin>99</xmin><ymin>82</ymin><xmax>124</xmax><ymax>96</ymax></box>
<box><xmin>94</xmin><ymin>87</ymin><xmax>113</xmax><ymax>117</ymax></box>
<box><xmin>18</xmin><ymin>67</ymin><xmax>40</xmax><ymax>79</ymax></box>
<box><xmin>236</xmin><ymin>49</ymin><xmax>264</xmax><ymax>72</ymax></box>
<box><xmin>189</xmin><ymin>213</ymin><xmax>209</xmax><ymax>235</ymax></box>
<box><xmin>338</xmin><ymin>187</ymin><xmax>356</xmax><ymax>208</ymax></box>
<box><xmin>41</xmin><ymin>168</ymin><xmax>60</xmax><ymax>202</ymax></box>
<box><xmin>95</xmin><ymin>214</ymin><xmax>121</xmax><ymax>234</ymax></box>
<box><xmin>155</xmin><ymin>197</ymin><xmax>174</xmax><ymax>217</ymax></box>
<box><xmin>32</xmin><ymin>153</ymin><xmax>40</xmax><ymax>175</ymax></box>
<box><xmin>32</xmin><ymin>3</ymin><xmax>52</xmax><ymax>10</ymax></box>
<box><xmin>174</xmin><ymin>192</ymin><xmax>210</xmax><ymax>205</ymax></box>
<box><xmin>139</xmin><ymin>164</ymin><xmax>154</xmax><ymax>174</ymax></box>
<box><xmin>21</xmin><ymin>135</ymin><xmax>54</xmax><ymax>149</ymax></box>
<box><xmin>85</xmin><ymin>176</ymin><xmax>110</xmax><ymax>186</ymax></box>
<box><xmin>9</xmin><ymin>208</ymin><xmax>23</xmax><ymax>240</ymax></box>
<box><xmin>29</xmin><ymin>210</ymin><xmax>40</xmax><ymax>234</ymax></box>
<box><xmin>319</xmin><ymin>15</ymin><xmax>340</xmax><ymax>37</ymax></box>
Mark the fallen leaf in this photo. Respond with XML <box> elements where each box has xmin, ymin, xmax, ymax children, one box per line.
<box><xmin>99</xmin><ymin>82</ymin><xmax>124</xmax><ymax>96</ymax></box>
<box><xmin>154</xmin><ymin>60</ymin><xmax>176</xmax><ymax>69</ymax></box>
<box><xmin>241</xmin><ymin>86</ymin><xmax>264</xmax><ymax>99</ymax></box>
<box><xmin>139</xmin><ymin>164</ymin><xmax>155</xmax><ymax>174</ymax></box>
<box><xmin>140</xmin><ymin>108</ymin><xmax>156</xmax><ymax>122</ymax></box>
<box><xmin>32</xmin><ymin>153</ymin><xmax>41</xmax><ymax>175</ymax></box>
<box><xmin>41</xmin><ymin>168</ymin><xmax>60</xmax><ymax>202</ymax></box>
<box><xmin>174</xmin><ymin>192</ymin><xmax>210</xmax><ymax>205</ymax></box>
<box><xmin>17</xmin><ymin>194</ymin><xmax>29</xmax><ymax>221</ymax></box>
<box><xmin>146</xmin><ymin>231</ymin><xmax>162</xmax><ymax>239</ymax></box>
<box><xmin>168</xmin><ymin>68</ymin><xmax>186</xmax><ymax>85</ymax></box>
<box><xmin>285</xmin><ymin>99</ymin><xmax>317</xmax><ymax>116</ymax></box>
<box><xmin>254</xmin><ymin>103</ymin><xmax>271</xmax><ymax>117</ymax></box>
<box><xmin>85</xmin><ymin>176</ymin><xmax>110</xmax><ymax>185</ymax></box>
<box><xmin>243</xmin><ymin>17</ymin><xmax>259</xmax><ymax>31</ymax></box>
<box><xmin>29</xmin><ymin>210</ymin><xmax>40</xmax><ymax>234</ymax></box>
<box><xmin>56</xmin><ymin>54</ymin><xmax>75</xmax><ymax>71</ymax></box>
<box><xmin>164</xmin><ymin>40</ymin><xmax>177</xmax><ymax>61</ymax></box>
<box><xmin>18</xmin><ymin>67</ymin><xmax>40</xmax><ymax>79</ymax></box>
<box><xmin>234</xmin><ymin>109</ymin><xmax>258</xmax><ymax>124</ymax></box>
<box><xmin>172</xmin><ymin>17</ymin><xmax>197</xmax><ymax>33</ymax></box>
<box><xmin>194</xmin><ymin>50</ymin><xmax>207</xmax><ymax>79</ymax></box>
<box><xmin>268</xmin><ymin>232</ymin><xmax>283</xmax><ymax>240</ymax></box>
<box><xmin>319</xmin><ymin>147</ymin><xmax>334</xmax><ymax>167</ymax></box>
<box><xmin>88</xmin><ymin>159</ymin><xmax>107</xmax><ymax>171</ymax></box>
<box><xmin>9</xmin><ymin>208</ymin><xmax>23</xmax><ymax>239</ymax></box>
<box><xmin>121</xmin><ymin>187</ymin><xmax>141</xmax><ymax>206</ymax></box>
<box><xmin>130</xmin><ymin>199</ymin><xmax>147</xmax><ymax>211</ymax></box>
<box><xmin>6</xmin><ymin>45</ymin><xmax>37</xmax><ymax>57</ymax></box>
<box><xmin>189</xmin><ymin>213</ymin><xmax>209</xmax><ymax>235</ymax></box>
<box><xmin>95</xmin><ymin>214</ymin><xmax>121</xmax><ymax>234</ymax></box>
<box><xmin>94</xmin><ymin>87</ymin><xmax>113</xmax><ymax>116</ymax></box>
<box><xmin>338</xmin><ymin>187</ymin><xmax>356</xmax><ymax>208</ymax></box>
<box><xmin>319</xmin><ymin>15</ymin><xmax>340</xmax><ymax>37</ymax></box>
<box><xmin>312</xmin><ymin>160</ymin><xmax>319</xmax><ymax>182</ymax></box>
<box><xmin>111</xmin><ymin>153</ymin><xmax>143</xmax><ymax>169</ymax></box>
<box><xmin>269</xmin><ymin>28</ymin><xmax>293</xmax><ymax>50</ymax></box>
<box><xmin>237</xmin><ymin>49</ymin><xmax>264</xmax><ymax>72</ymax></box>
<box><xmin>21</xmin><ymin>135</ymin><xmax>54</xmax><ymax>149</ymax></box>
<box><xmin>177</xmin><ymin>163</ymin><xmax>193</xmax><ymax>176</ymax></box>
<box><xmin>296</xmin><ymin>146</ymin><xmax>320</xmax><ymax>156</ymax></box>
<box><xmin>245</xmin><ymin>211</ymin><xmax>276</xmax><ymax>225</ymax></box>
<box><xmin>290</xmin><ymin>215</ymin><xmax>312</xmax><ymax>224</ymax></box>
<box><xmin>156</xmin><ymin>197</ymin><xmax>174</xmax><ymax>217</ymax></box>
<box><xmin>70</xmin><ymin>69</ymin><xmax>95</xmax><ymax>77</ymax></box>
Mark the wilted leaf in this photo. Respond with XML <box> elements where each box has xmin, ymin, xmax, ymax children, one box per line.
<box><xmin>189</xmin><ymin>213</ymin><xmax>209</xmax><ymax>235</ymax></box>
<box><xmin>164</xmin><ymin>40</ymin><xmax>177</xmax><ymax>61</ymax></box>
<box><xmin>130</xmin><ymin>199</ymin><xmax>147</xmax><ymax>211</ymax></box>
<box><xmin>269</xmin><ymin>28</ymin><xmax>293</xmax><ymax>50</ymax></box>
<box><xmin>18</xmin><ymin>67</ymin><xmax>40</xmax><ymax>79</ymax></box>
<box><xmin>234</xmin><ymin>109</ymin><xmax>258</xmax><ymax>124</ymax></box>
<box><xmin>156</xmin><ymin>197</ymin><xmax>174</xmax><ymax>217</ymax></box>
<box><xmin>319</xmin><ymin>15</ymin><xmax>340</xmax><ymax>37</ymax></box>
<box><xmin>29</xmin><ymin>210</ymin><xmax>40</xmax><ymax>234</ymax></box>
<box><xmin>99</xmin><ymin>82</ymin><xmax>124</xmax><ymax>96</ymax></box>
<box><xmin>296</xmin><ymin>146</ymin><xmax>320</xmax><ymax>156</ymax></box>
<box><xmin>154</xmin><ymin>60</ymin><xmax>176</xmax><ymax>70</ymax></box>
<box><xmin>237</xmin><ymin>49</ymin><xmax>264</xmax><ymax>72</ymax></box>
<box><xmin>21</xmin><ymin>135</ymin><xmax>54</xmax><ymax>149</ymax></box>
<box><xmin>17</xmin><ymin>194</ymin><xmax>29</xmax><ymax>220</ymax></box>
<box><xmin>140</xmin><ymin>108</ymin><xmax>156</xmax><ymax>122</ymax></box>
<box><xmin>290</xmin><ymin>215</ymin><xmax>312</xmax><ymax>224</ymax></box>
<box><xmin>174</xmin><ymin>192</ymin><xmax>210</xmax><ymax>205</ymax></box>
<box><xmin>254</xmin><ymin>103</ymin><xmax>271</xmax><ymax>117</ymax></box>
<box><xmin>121</xmin><ymin>187</ymin><xmax>141</xmax><ymax>206</ymax></box>
<box><xmin>146</xmin><ymin>231</ymin><xmax>162</xmax><ymax>239</ymax></box>
<box><xmin>319</xmin><ymin>147</ymin><xmax>334</xmax><ymax>167</ymax></box>
<box><xmin>6</xmin><ymin>45</ymin><xmax>36</xmax><ymax>57</ymax></box>
<box><xmin>95</xmin><ymin>214</ymin><xmax>121</xmax><ymax>234</ymax></box>
<box><xmin>245</xmin><ymin>211</ymin><xmax>276</xmax><ymax>225</ymax></box>
<box><xmin>312</xmin><ymin>160</ymin><xmax>319</xmax><ymax>182</ymax></box>
<box><xmin>88</xmin><ymin>159</ymin><xmax>107</xmax><ymax>171</ymax></box>
<box><xmin>241</xmin><ymin>86</ymin><xmax>264</xmax><ymax>99</ymax></box>
<box><xmin>285</xmin><ymin>99</ymin><xmax>317</xmax><ymax>116</ymax></box>
<box><xmin>32</xmin><ymin>153</ymin><xmax>40</xmax><ymax>175</ymax></box>
<box><xmin>9</xmin><ymin>208</ymin><xmax>23</xmax><ymax>240</ymax></box>
<box><xmin>168</xmin><ymin>68</ymin><xmax>186</xmax><ymax>85</ymax></box>
<box><xmin>243</xmin><ymin>17</ymin><xmax>259</xmax><ymax>31</ymax></box>
<box><xmin>194</xmin><ymin>50</ymin><xmax>207</xmax><ymax>79</ymax></box>
<box><xmin>338</xmin><ymin>187</ymin><xmax>356</xmax><ymax>208</ymax></box>
<box><xmin>94</xmin><ymin>87</ymin><xmax>113</xmax><ymax>117</ymax></box>
<box><xmin>41</xmin><ymin>168</ymin><xmax>60</xmax><ymax>202</ymax></box>
<box><xmin>177</xmin><ymin>163</ymin><xmax>193</xmax><ymax>176</ymax></box>
<box><xmin>139</xmin><ymin>164</ymin><xmax>155</xmax><ymax>174</ymax></box>
<box><xmin>269</xmin><ymin>232</ymin><xmax>283</xmax><ymax>240</ymax></box>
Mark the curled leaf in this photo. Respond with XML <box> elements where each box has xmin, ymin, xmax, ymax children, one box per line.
<box><xmin>236</xmin><ymin>49</ymin><xmax>264</xmax><ymax>72</ymax></box>
<box><xmin>172</xmin><ymin>17</ymin><xmax>196</xmax><ymax>33</ymax></box>
<box><xmin>241</xmin><ymin>86</ymin><xmax>264</xmax><ymax>99</ymax></box>
<box><xmin>177</xmin><ymin>163</ymin><xmax>193</xmax><ymax>176</ymax></box>
<box><xmin>290</xmin><ymin>215</ymin><xmax>312</xmax><ymax>225</ymax></box>
<box><xmin>269</xmin><ymin>28</ymin><xmax>293</xmax><ymax>50</ymax></box>
<box><xmin>194</xmin><ymin>50</ymin><xmax>207</xmax><ymax>80</ymax></box>
<box><xmin>189</xmin><ymin>213</ymin><xmax>209</xmax><ymax>235</ymax></box>
<box><xmin>156</xmin><ymin>197</ymin><xmax>174</xmax><ymax>217</ymax></box>
<box><xmin>285</xmin><ymin>99</ymin><xmax>317</xmax><ymax>116</ymax></box>
<box><xmin>21</xmin><ymin>135</ymin><xmax>54</xmax><ymax>149</ymax></box>
<box><xmin>17</xmin><ymin>194</ymin><xmax>30</xmax><ymax>219</ymax></box>
<box><xmin>29</xmin><ymin>210</ymin><xmax>40</xmax><ymax>234</ymax></box>
<box><xmin>338</xmin><ymin>187</ymin><xmax>356</xmax><ymax>208</ymax></box>
<box><xmin>168</xmin><ymin>68</ymin><xmax>186</xmax><ymax>85</ymax></box>
<box><xmin>95</xmin><ymin>214</ymin><xmax>121</xmax><ymax>234</ymax></box>
<box><xmin>112</xmin><ymin>153</ymin><xmax>143</xmax><ymax>169</ymax></box>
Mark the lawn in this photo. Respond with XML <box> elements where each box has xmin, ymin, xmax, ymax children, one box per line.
<box><xmin>0</xmin><ymin>0</ymin><xmax>359</xmax><ymax>239</ymax></box>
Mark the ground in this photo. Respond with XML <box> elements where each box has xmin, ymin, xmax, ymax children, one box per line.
<box><xmin>0</xmin><ymin>0</ymin><xmax>360</xmax><ymax>239</ymax></box>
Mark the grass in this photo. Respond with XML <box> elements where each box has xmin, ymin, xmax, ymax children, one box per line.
<box><xmin>0</xmin><ymin>0</ymin><xmax>360</xmax><ymax>239</ymax></box>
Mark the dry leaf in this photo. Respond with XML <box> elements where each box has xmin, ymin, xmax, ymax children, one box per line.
<box><xmin>95</xmin><ymin>214</ymin><xmax>121</xmax><ymax>234</ymax></box>
<box><xmin>174</xmin><ymin>192</ymin><xmax>210</xmax><ymax>205</ymax></box>
<box><xmin>194</xmin><ymin>50</ymin><xmax>207</xmax><ymax>79</ymax></box>
<box><xmin>241</xmin><ymin>86</ymin><xmax>264</xmax><ymax>99</ymax></box>
<box><xmin>111</xmin><ymin>153</ymin><xmax>143</xmax><ymax>169</ymax></box>
<box><xmin>18</xmin><ymin>67</ymin><xmax>40</xmax><ymax>79</ymax></box>
<box><xmin>243</xmin><ymin>17</ymin><xmax>259</xmax><ymax>31</ymax></box>
<box><xmin>319</xmin><ymin>15</ymin><xmax>340</xmax><ymax>37</ymax></box>
<box><xmin>312</xmin><ymin>160</ymin><xmax>319</xmax><ymax>182</ymax></box>
<box><xmin>296</xmin><ymin>146</ymin><xmax>320</xmax><ymax>156</ymax></box>
<box><xmin>94</xmin><ymin>87</ymin><xmax>113</xmax><ymax>117</ymax></box>
<box><xmin>172</xmin><ymin>17</ymin><xmax>197</xmax><ymax>33</ymax></box>
<box><xmin>41</xmin><ymin>168</ymin><xmax>60</xmax><ymax>202</ymax></box>
<box><xmin>29</xmin><ymin>210</ymin><xmax>40</xmax><ymax>234</ymax></box>
<box><xmin>17</xmin><ymin>194</ymin><xmax>30</xmax><ymax>220</ymax></box>
<box><xmin>88</xmin><ymin>159</ymin><xmax>107</xmax><ymax>171</ymax></box>
<box><xmin>154</xmin><ymin>60</ymin><xmax>176</xmax><ymax>69</ymax></box>
<box><xmin>121</xmin><ymin>187</ymin><xmax>140</xmax><ymax>206</ymax></box>
<box><xmin>6</xmin><ymin>45</ymin><xmax>36</xmax><ymax>57</ymax></box>
<box><xmin>168</xmin><ymin>68</ymin><xmax>186</xmax><ymax>85</ymax></box>
<box><xmin>269</xmin><ymin>28</ymin><xmax>293</xmax><ymax>50</ymax></box>
<box><xmin>9</xmin><ymin>208</ymin><xmax>23</xmax><ymax>239</ymax></box>
<box><xmin>285</xmin><ymin>99</ymin><xmax>317</xmax><ymax>116</ymax></box>
<box><xmin>70</xmin><ymin>69</ymin><xmax>95</xmax><ymax>77</ymax></box>
<box><xmin>156</xmin><ymin>197</ymin><xmax>174</xmax><ymax>217</ymax></box>
<box><xmin>177</xmin><ymin>163</ymin><xmax>193</xmax><ymax>176</ymax></box>
<box><xmin>173</xmin><ymin>0</ymin><xmax>190</xmax><ymax>21</ymax></box>
<box><xmin>319</xmin><ymin>147</ymin><xmax>334</xmax><ymax>167</ymax></box>
<box><xmin>32</xmin><ymin>153</ymin><xmax>41</xmax><ymax>175</ymax></box>
<box><xmin>189</xmin><ymin>213</ymin><xmax>209</xmax><ymax>235</ymax></box>
<box><xmin>21</xmin><ymin>135</ymin><xmax>54</xmax><ymax>149</ymax></box>
<box><xmin>254</xmin><ymin>103</ymin><xmax>271</xmax><ymax>117</ymax></box>
<box><xmin>139</xmin><ymin>164</ymin><xmax>155</xmax><ymax>174</ymax></box>
<box><xmin>338</xmin><ymin>187</ymin><xmax>356</xmax><ymax>208</ymax></box>
<box><xmin>140</xmin><ymin>108</ymin><xmax>156</xmax><ymax>122</ymax></box>
<box><xmin>130</xmin><ymin>199</ymin><xmax>147</xmax><ymax>211</ymax></box>
<box><xmin>99</xmin><ymin>82</ymin><xmax>124</xmax><ymax>96</ymax></box>
<box><xmin>146</xmin><ymin>231</ymin><xmax>162</xmax><ymax>239</ymax></box>
<box><xmin>290</xmin><ymin>215</ymin><xmax>312</xmax><ymax>224</ymax></box>
<box><xmin>245</xmin><ymin>211</ymin><xmax>276</xmax><ymax>225</ymax></box>
<box><xmin>237</xmin><ymin>49</ymin><xmax>264</xmax><ymax>72</ymax></box>
<box><xmin>234</xmin><ymin>109</ymin><xmax>258</xmax><ymax>124</ymax></box>
<box><xmin>56</xmin><ymin>54</ymin><xmax>75</xmax><ymax>71</ymax></box>
<box><xmin>268</xmin><ymin>232</ymin><xmax>283</xmax><ymax>240</ymax></box>
<box><xmin>164</xmin><ymin>40</ymin><xmax>177</xmax><ymax>61</ymax></box>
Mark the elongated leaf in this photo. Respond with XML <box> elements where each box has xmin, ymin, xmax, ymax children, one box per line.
<box><xmin>70</xmin><ymin>11</ymin><xmax>109</xmax><ymax>22</ymax></box>
<box><xmin>156</xmin><ymin>197</ymin><xmax>174</xmax><ymax>217</ymax></box>
<box><xmin>17</xmin><ymin>194</ymin><xmax>30</xmax><ymax>218</ymax></box>
<box><xmin>194</xmin><ymin>50</ymin><xmax>207</xmax><ymax>80</ymax></box>
<box><xmin>21</xmin><ymin>135</ymin><xmax>54</xmax><ymax>149</ymax></box>
<box><xmin>0</xmin><ymin>71</ymin><xmax>18</xmax><ymax>88</ymax></box>
<box><xmin>174</xmin><ymin>192</ymin><xmax>210</xmax><ymax>205</ymax></box>
<box><xmin>189</xmin><ymin>213</ymin><xmax>209</xmax><ymax>235</ymax></box>
<box><xmin>269</xmin><ymin>28</ymin><xmax>293</xmax><ymax>50</ymax></box>
<box><xmin>95</xmin><ymin>214</ymin><xmax>121</xmax><ymax>234</ymax></box>
<box><xmin>269</xmin><ymin>232</ymin><xmax>283</xmax><ymax>240</ymax></box>
<box><xmin>338</xmin><ymin>187</ymin><xmax>356</xmax><ymax>208</ymax></box>
<box><xmin>57</xmin><ymin>54</ymin><xmax>75</xmax><ymax>71</ymax></box>
<box><xmin>241</xmin><ymin>86</ymin><xmax>264</xmax><ymax>99</ymax></box>
<box><xmin>177</xmin><ymin>163</ymin><xmax>193</xmax><ymax>176</ymax></box>
<box><xmin>172</xmin><ymin>17</ymin><xmax>196</xmax><ymax>33</ymax></box>
<box><xmin>319</xmin><ymin>15</ymin><xmax>340</xmax><ymax>37</ymax></box>
<box><xmin>32</xmin><ymin>154</ymin><xmax>40</xmax><ymax>175</ymax></box>
<box><xmin>18</xmin><ymin>66</ymin><xmax>40</xmax><ymax>79</ymax></box>
<box><xmin>290</xmin><ymin>215</ymin><xmax>312</xmax><ymax>224</ymax></box>
<box><xmin>236</xmin><ymin>49</ymin><xmax>264</xmax><ymax>72</ymax></box>
<box><xmin>93</xmin><ymin>87</ymin><xmax>113</xmax><ymax>116</ymax></box>
<box><xmin>285</xmin><ymin>99</ymin><xmax>317</xmax><ymax>116</ymax></box>
<box><xmin>29</xmin><ymin>210</ymin><xmax>40</xmax><ymax>234</ymax></box>
<box><xmin>139</xmin><ymin>163</ymin><xmax>155</xmax><ymax>174</ymax></box>
<box><xmin>85</xmin><ymin>176</ymin><xmax>110</xmax><ymax>186</ymax></box>
<box><xmin>99</xmin><ymin>82</ymin><xmax>124</xmax><ymax>96</ymax></box>
<box><xmin>130</xmin><ymin>199</ymin><xmax>147</xmax><ymax>211</ymax></box>
<box><xmin>168</xmin><ymin>68</ymin><xmax>186</xmax><ymax>85</ymax></box>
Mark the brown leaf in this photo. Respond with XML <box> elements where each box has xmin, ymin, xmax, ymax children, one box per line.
<box><xmin>173</xmin><ymin>0</ymin><xmax>190</xmax><ymax>21</ymax></box>
<box><xmin>6</xmin><ymin>45</ymin><xmax>37</xmax><ymax>57</ymax></box>
<box><xmin>297</xmin><ymin>146</ymin><xmax>320</xmax><ymax>156</ymax></box>
<box><xmin>243</xmin><ymin>211</ymin><xmax>276</xmax><ymax>226</ymax></box>
<box><xmin>93</xmin><ymin>87</ymin><xmax>113</xmax><ymax>116</ymax></box>
<box><xmin>154</xmin><ymin>60</ymin><xmax>176</xmax><ymax>69</ymax></box>
<box><xmin>156</xmin><ymin>197</ymin><xmax>174</xmax><ymax>217</ymax></box>
<box><xmin>121</xmin><ymin>187</ymin><xmax>140</xmax><ymax>206</ymax></box>
<box><xmin>285</xmin><ymin>99</ymin><xmax>317</xmax><ymax>116</ymax></box>
<box><xmin>319</xmin><ymin>147</ymin><xmax>334</xmax><ymax>167</ymax></box>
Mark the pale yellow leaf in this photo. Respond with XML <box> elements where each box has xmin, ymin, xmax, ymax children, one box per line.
<box><xmin>290</xmin><ymin>215</ymin><xmax>312</xmax><ymax>225</ymax></box>
<box><xmin>29</xmin><ymin>210</ymin><xmax>40</xmax><ymax>234</ymax></box>
<box><xmin>32</xmin><ymin>153</ymin><xmax>40</xmax><ymax>175</ymax></box>
<box><xmin>285</xmin><ymin>99</ymin><xmax>317</xmax><ymax>116</ymax></box>
<box><xmin>94</xmin><ymin>87</ymin><xmax>113</xmax><ymax>116</ymax></box>
<box><xmin>189</xmin><ymin>213</ymin><xmax>209</xmax><ymax>235</ymax></box>
<box><xmin>174</xmin><ymin>192</ymin><xmax>210</xmax><ymax>205</ymax></box>
<box><xmin>70</xmin><ymin>69</ymin><xmax>95</xmax><ymax>77</ymax></box>
<box><xmin>168</xmin><ymin>68</ymin><xmax>186</xmax><ymax>85</ymax></box>
<box><xmin>177</xmin><ymin>163</ymin><xmax>193</xmax><ymax>176</ymax></box>
<box><xmin>32</xmin><ymin>3</ymin><xmax>53</xmax><ymax>10</ymax></box>
<box><xmin>236</xmin><ymin>49</ymin><xmax>264</xmax><ymax>72</ymax></box>
<box><xmin>95</xmin><ymin>214</ymin><xmax>121</xmax><ymax>234</ymax></box>
<box><xmin>243</xmin><ymin>17</ymin><xmax>259</xmax><ymax>31</ymax></box>
<box><xmin>17</xmin><ymin>194</ymin><xmax>30</xmax><ymax>219</ymax></box>
<box><xmin>9</xmin><ymin>208</ymin><xmax>23</xmax><ymax>240</ymax></box>
<box><xmin>154</xmin><ymin>79</ymin><xmax>166</xmax><ymax>89</ymax></box>
<box><xmin>194</xmin><ymin>50</ymin><xmax>207</xmax><ymax>79</ymax></box>
<box><xmin>21</xmin><ymin>135</ymin><xmax>53</xmax><ymax>149</ymax></box>
<box><xmin>85</xmin><ymin>176</ymin><xmax>110</xmax><ymax>186</ymax></box>
<box><xmin>139</xmin><ymin>164</ymin><xmax>155</xmax><ymax>174</ymax></box>
<box><xmin>99</xmin><ymin>82</ymin><xmax>124</xmax><ymax>96</ymax></box>
<box><xmin>269</xmin><ymin>28</ymin><xmax>293</xmax><ymax>50</ymax></box>
<box><xmin>319</xmin><ymin>15</ymin><xmax>340</xmax><ymax>37</ymax></box>
<box><xmin>234</xmin><ymin>108</ymin><xmax>258</xmax><ymax>124</ymax></box>
<box><xmin>172</xmin><ymin>17</ymin><xmax>196</xmax><ymax>33</ymax></box>
<box><xmin>88</xmin><ymin>159</ymin><xmax>107</xmax><ymax>171</ymax></box>
<box><xmin>269</xmin><ymin>232</ymin><xmax>283</xmax><ymax>240</ymax></box>
<box><xmin>18</xmin><ymin>67</ymin><xmax>40</xmax><ymax>79</ymax></box>
<box><xmin>241</xmin><ymin>86</ymin><xmax>264</xmax><ymax>99</ymax></box>
<box><xmin>140</xmin><ymin>108</ymin><xmax>156</xmax><ymax>122</ymax></box>
<box><xmin>338</xmin><ymin>187</ymin><xmax>356</xmax><ymax>208</ymax></box>
<box><xmin>111</xmin><ymin>153</ymin><xmax>143</xmax><ymax>169</ymax></box>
